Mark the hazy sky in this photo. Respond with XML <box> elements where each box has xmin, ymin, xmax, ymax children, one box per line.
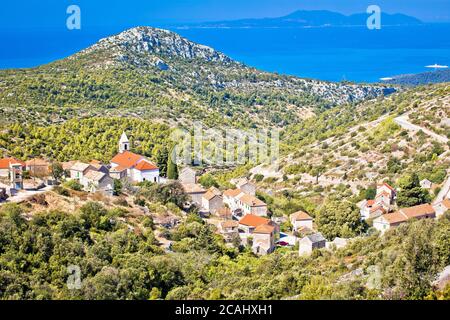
<box><xmin>1</xmin><ymin>0</ymin><xmax>449</xmax><ymax>30</ymax></box>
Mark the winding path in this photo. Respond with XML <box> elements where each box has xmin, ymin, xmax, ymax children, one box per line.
<box><xmin>394</xmin><ymin>115</ymin><xmax>449</xmax><ymax>145</ymax></box>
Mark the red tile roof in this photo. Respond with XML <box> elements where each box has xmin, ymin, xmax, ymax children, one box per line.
<box><xmin>290</xmin><ymin>211</ymin><xmax>312</xmax><ymax>221</ymax></box>
<box><xmin>253</xmin><ymin>224</ymin><xmax>275</xmax><ymax>234</ymax></box>
<box><xmin>239</xmin><ymin>214</ymin><xmax>270</xmax><ymax>227</ymax></box>
<box><xmin>441</xmin><ymin>199</ymin><xmax>450</xmax><ymax>209</ymax></box>
<box><xmin>134</xmin><ymin>160</ymin><xmax>158</xmax><ymax>171</ymax></box>
<box><xmin>378</xmin><ymin>182</ymin><xmax>395</xmax><ymax>192</ymax></box>
<box><xmin>380</xmin><ymin>203</ymin><xmax>436</xmax><ymax>225</ymax></box>
<box><xmin>0</xmin><ymin>157</ymin><xmax>25</xmax><ymax>169</ymax></box>
<box><xmin>399</xmin><ymin>204</ymin><xmax>435</xmax><ymax>219</ymax></box>
<box><xmin>223</xmin><ymin>189</ymin><xmax>243</xmax><ymax>198</ymax></box>
<box><xmin>239</xmin><ymin>194</ymin><xmax>266</xmax><ymax>207</ymax></box>
<box><xmin>25</xmin><ymin>158</ymin><xmax>50</xmax><ymax>166</ymax></box>
<box><xmin>111</xmin><ymin>151</ymin><xmax>143</xmax><ymax>169</ymax></box>
<box><xmin>381</xmin><ymin>211</ymin><xmax>407</xmax><ymax>224</ymax></box>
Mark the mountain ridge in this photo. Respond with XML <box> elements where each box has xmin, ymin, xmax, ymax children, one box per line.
<box><xmin>171</xmin><ymin>10</ymin><xmax>423</xmax><ymax>29</ymax></box>
<box><xmin>0</xmin><ymin>26</ymin><xmax>395</xmax><ymax>128</ymax></box>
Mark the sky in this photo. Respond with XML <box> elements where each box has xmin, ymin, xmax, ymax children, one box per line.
<box><xmin>0</xmin><ymin>0</ymin><xmax>449</xmax><ymax>31</ymax></box>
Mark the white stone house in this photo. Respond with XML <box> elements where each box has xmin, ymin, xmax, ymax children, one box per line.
<box><xmin>69</xmin><ymin>162</ymin><xmax>97</xmax><ymax>181</ymax></box>
<box><xmin>201</xmin><ymin>187</ymin><xmax>223</xmax><ymax>214</ymax></box>
<box><xmin>299</xmin><ymin>233</ymin><xmax>326</xmax><ymax>256</ymax></box>
<box><xmin>81</xmin><ymin>170</ymin><xmax>114</xmax><ymax>194</ymax></box>
<box><xmin>252</xmin><ymin>224</ymin><xmax>276</xmax><ymax>255</ymax></box>
<box><xmin>223</xmin><ymin>188</ymin><xmax>268</xmax><ymax>216</ymax></box>
<box><xmin>234</xmin><ymin>178</ymin><xmax>256</xmax><ymax>196</ymax></box>
<box><xmin>420</xmin><ymin>179</ymin><xmax>433</xmax><ymax>189</ymax></box>
<box><xmin>219</xmin><ymin>220</ymin><xmax>239</xmax><ymax>242</ymax></box>
<box><xmin>181</xmin><ymin>183</ymin><xmax>206</xmax><ymax>205</ymax></box>
<box><xmin>373</xmin><ymin>204</ymin><xmax>436</xmax><ymax>233</ymax></box>
<box><xmin>289</xmin><ymin>211</ymin><xmax>313</xmax><ymax>231</ymax></box>
<box><xmin>223</xmin><ymin>189</ymin><xmax>245</xmax><ymax>212</ymax></box>
<box><xmin>0</xmin><ymin>158</ymin><xmax>25</xmax><ymax>178</ymax></box>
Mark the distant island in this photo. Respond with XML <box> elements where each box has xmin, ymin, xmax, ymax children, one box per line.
<box><xmin>382</xmin><ymin>69</ymin><xmax>450</xmax><ymax>86</ymax></box>
<box><xmin>172</xmin><ymin>10</ymin><xmax>423</xmax><ymax>29</ymax></box>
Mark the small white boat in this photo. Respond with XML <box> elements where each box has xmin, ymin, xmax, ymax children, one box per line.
<box><xmin>425</xmin><ymin>64</ymin><xmax>449</xmax><ymax>69</ymax></box>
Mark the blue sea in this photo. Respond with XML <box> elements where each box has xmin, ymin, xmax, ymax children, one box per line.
<box><xmin>1</xmin><ymin>24</ymin><xmax>449</xmax><ymax>83</ymax></box>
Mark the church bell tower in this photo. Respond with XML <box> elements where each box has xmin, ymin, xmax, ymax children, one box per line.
<box><xmin>119</xmin><ymin>132</ymin><xmax>130</xmax><ymax>153</ymax></box>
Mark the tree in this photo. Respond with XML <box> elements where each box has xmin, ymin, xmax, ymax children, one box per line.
<box><xmin>51</xmin><ymin>162</ymin><xmax>64</xmax><ymax>181</ymax></box>
<box><xmin>198</xmin><ymin>173</ymin><xmax>219</xmax><ymax>189</ymax></box>
<box><xmin>166</xmin><ymin>149</ymin><xmax>179</xmax><ymax>180</ymax></box>
<box><xmin>397</xmin><ymin>173</ymin><xmax>431</xmax><ymax>207</ymax></box>
<box><xmin>311</xmin><ymin>165</ymin><xmax>326</xmax><ymax>184</ymax></box>
<box><xmin>113</xmin><ymin>179</ymin><xmax>122</xmax><ymax>196</ymax></box>
<box><xmin>316</xmin><ymin>198</ymin><xmax>366</xmax><ymax>239</ymax></box>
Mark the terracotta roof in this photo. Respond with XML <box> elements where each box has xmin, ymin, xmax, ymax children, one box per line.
<box><xmin>223</xmin><ymin>189</ymin><xmax>244</xmax><ymax>198</ymax></box>
<box><xmin>379</xmin><ymin>204</ymin><xmax>435</xmax><ymax>225</ymax></box>
<box><xmin>369</xmin><ymin>205</ymin><xmax>386</xmax><ymax>214</ymax></box>
<box><xmin>440</xmin><ymin>199</ymin><xmax>450</xmax><ymax>209</ymax></box>
<box><xmin>376</xmin><ymin>191</ymin><xmax>391</xmax><ymax>198</ymax></box>
<box><xmin>25</xmin><ymin>158</ymin><xmax>49</xmax><ymax>166</ymax></box>
<box><xmin>380</xmin><ymin>211</ymin><xmax>407</xmax><ymax>224</ymax></box>
<box><xmin>253</xmin><ymin>223</ymin><xmax>275</xmax><ymax>234</ymax></box>
<box><xmin>220</xmin><ymin>220</ymin><xmax>239</xmax><ymax>229</ymax></box>
<box><xmin>235</xmin><ymin>178</ymin><xmax>254</xmax><ymax>188</ymax></box>
<box><xmin>203</xmin><ymin>189</ymin><xmax>222</xmax><ymax>201</ymax></box>
<box><xmin>290</xmin><ymin>211</ymin><xmax>312</xmax><ymax>221</ymax></box>
<box><xmin>70</xmin><ymin>162</ymin><xmax>92</xmax><ymax>172</ymax></box>
<box><xmin>378</xmin><ymin>182</ymin><xmax>395</xmax><ymax>192</ymax></box>
<box><xmin>84</xmin><ymin>170</ymin><xmax>107</xmax><ymax>182</ymax></box>
<box><xmin>89</xmin><ymin>160</ymin><xmax>106</xmax><ymax>170</ymax></box>
<box><xmin>181</xmin><ymin>183</ymin><xmax>206</xmax><ymax>194</ymax></box>
<box><xmin>399</xmin><ymin>204</ymin><xmax>436</xmax><ymax>219</ymax></box>
<box><xmin>62</xmin><ymin>160</ymin><xmax>77</xmax><ymax>171</ymax></box>
<box><xmin>110</xmin><ymin>165</ymin><xmax>127</xmax><ymax>173</ymax></box>
<box><xmin>239</xmin><ymin>194</ymin><xmax>266</xmax><ymax>207</ymax></box>
<box><xmin>239</xmin><ymin>214</ymin><xmax>270</xmax><ymax>227</ymax></box>
<box><xmin>134</xmin><ymin>160</ymin><xmax>158</xmax><ymax>171</ymax></box>
<box><xmin>111</xmin><ymin>151</ymin><xmax>143</xmax><ymax>169</ymax></box>
<box><xmin>367</xmin><ymin>200</ymin><xmax>375</xmax><ymax>206</ymax></box>
<box><xmin>0</xmin><ymin>157</ymin><xmax>25</xmax><ymax>169</ymax></box>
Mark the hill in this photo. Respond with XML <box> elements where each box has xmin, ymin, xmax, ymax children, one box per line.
<box><xmin>205</xmin><ymin>83</ymin><xmax>450</xmax><ymax>214</ymax></box>
<box><xmin>0</xmin><ymin>27</ymin><xmax>394</xmax><ymax>128</ymax></box>
<box><xmin>384</xmin><ymin>69</ymin><xmax>450</xmax><ymax>86</ymax></box>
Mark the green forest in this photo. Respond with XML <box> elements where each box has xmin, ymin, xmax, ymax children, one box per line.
<box><xmin>0</xmin><ymin>197</ymin><xmax>449</xmax><ymax>300</ymax></box>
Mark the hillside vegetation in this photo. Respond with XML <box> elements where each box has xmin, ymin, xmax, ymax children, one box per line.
<box><xmin>0</xmin><ymin>27</ymin><xmax>394</xmax><ymax>129</ymax></box>
<box><xmin>0</xmin><ymin>191</ymin><xmax>448</xmax><ymax>300</ymax></box>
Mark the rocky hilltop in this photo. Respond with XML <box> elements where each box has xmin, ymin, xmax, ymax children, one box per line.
<box><xmin>0</xmin><ymin>27</ymin><xmax>395</xmax><ymax>128</ymax></box>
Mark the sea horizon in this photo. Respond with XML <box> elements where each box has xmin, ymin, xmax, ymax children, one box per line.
<box><xmin>1</xmin><ymin>23</ymin><xmax>449</xmax><ymax>83</ymax></box>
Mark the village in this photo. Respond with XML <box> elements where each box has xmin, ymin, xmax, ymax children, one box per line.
<box><xmin>1</xmin><ymin>132</ymin><xmax>449</xmax><ymax>258</ymax></box>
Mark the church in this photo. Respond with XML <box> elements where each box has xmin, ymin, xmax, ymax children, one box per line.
<box><xmin>110</xmin><ymin>132</ymin><xmax>161</xmax><ymax>183</ymax></box>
